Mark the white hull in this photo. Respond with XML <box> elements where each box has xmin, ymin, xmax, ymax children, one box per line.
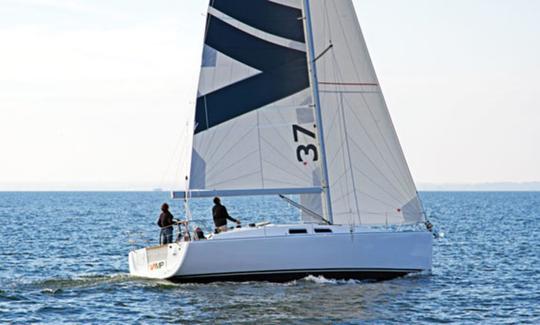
<box><xmin>129</xmin><ymin>224</ymin><xmax>432</xmax><ymax>283</ymax></box>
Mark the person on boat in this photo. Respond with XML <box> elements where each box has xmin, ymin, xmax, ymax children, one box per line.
<box><xmin>212</xmin><ymin>197</ymin><xmax>240</xmax><ymax>233</ymax></box>
<box><xmin>157</xmin><ymin>203</ymin><xmax>175</xmax><ymax>244</ymax></box>
<box><xmin>194</xmin><ymin>227</ymin><xmax>206</xmax><ymax>240</ymax></box>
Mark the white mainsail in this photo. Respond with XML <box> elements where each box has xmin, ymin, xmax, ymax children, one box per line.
<box><xmin>188</xmin><ymin>0</ymin><xmax>322</xmax><ymax>195</ymax></box>
<box><xmin>183</xmin><ymin>0</ymin><xmax>424</xmax><ymax>226</ymax></box>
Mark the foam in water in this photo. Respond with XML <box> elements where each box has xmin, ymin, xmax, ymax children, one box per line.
<box><xmin>302</xmin><ymin>275</ymin><xmax>363</xmax><ymax>285</ymax></box>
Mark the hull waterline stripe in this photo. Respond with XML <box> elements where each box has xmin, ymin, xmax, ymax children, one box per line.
<box><xmin>169</xmin><ymin>268</ymin><xmax>422</xmax><ymax>283</ymax></box>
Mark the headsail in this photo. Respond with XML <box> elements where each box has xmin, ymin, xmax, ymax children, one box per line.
<box><xmin>189</xmin><ymin>0</ymin><xmax>323</xmax><ymax>196</ymax></box>
<box><xmin>309</xmin><ymin>0</ymin><xmax>424</xmax><ymax>225</ymax></box>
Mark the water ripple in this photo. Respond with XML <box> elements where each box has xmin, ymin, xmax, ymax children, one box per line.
<box><xmin>0</xmin><ymin>191</ymin><xmax>539</xmax><ymax>323</ymax></box>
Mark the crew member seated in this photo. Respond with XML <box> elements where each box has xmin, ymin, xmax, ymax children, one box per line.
<box><xmin>194</xmin><ymin>227</ymin><xmax>206</xmax><ymax>240</ymax></box>
<box><xmin>212</xmin><ymin>197</ymin><xmax>240</xmax><ymax>233</ymax></box>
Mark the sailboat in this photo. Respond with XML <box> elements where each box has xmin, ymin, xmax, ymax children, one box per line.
<box><xmin>129</xmin><ymin>0</ymin><xmax>433</xmax><ymax>283</ymax></box>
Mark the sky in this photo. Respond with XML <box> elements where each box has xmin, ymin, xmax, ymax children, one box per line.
<box><xmin>0</xmin><ymin>0</ymin><xmax>539</xmax><ymax>190</ymax></box>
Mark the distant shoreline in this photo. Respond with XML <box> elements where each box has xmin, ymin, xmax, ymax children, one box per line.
<box><xmin>1</xmin><ymin>182</ymin><xmax>539</xmax><ymax>192</ymax></box>
<box><xmin>0</xmin><ymin>188</ymin><xmax>539</xmax><ymax>193</ymax></box>
<box><xmin>417</xmin><ymin>182</ymin><xmax>540</xmax><ymax>192</ymax></box>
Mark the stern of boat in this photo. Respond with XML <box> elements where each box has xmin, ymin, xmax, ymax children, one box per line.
<box><xmin>129</xmin><ymin>242</ymin><xmax>189</xmax><ymax>279</ymax></box>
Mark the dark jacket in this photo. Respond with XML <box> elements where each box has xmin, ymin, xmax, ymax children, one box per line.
<box><xmin>212</xmin><ymin>204</ymin><xmax>237</xmax><ymax>227</ymax></box>
<box><xmin>157</xmin><ymin>211</ymin><xmax>174</xmax><ymax>228</ymax></box>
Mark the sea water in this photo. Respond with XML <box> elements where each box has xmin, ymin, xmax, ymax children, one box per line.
<box><xmin>0</xmin><ymin>192</ymin><xmax>538</xmax><ymax>324</ymax></box>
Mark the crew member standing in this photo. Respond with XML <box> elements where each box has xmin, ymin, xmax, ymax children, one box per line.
<box><xmin>212</xmin><ymin>197</ymin><xmax>240</xmax><ymax>233</ymax></box>
<box><xmin>157</xmin><ymin>203</ymin><xmax>175</xmax><ymax>244</ymax></box>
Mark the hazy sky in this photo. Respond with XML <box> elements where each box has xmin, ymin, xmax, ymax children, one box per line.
<box><xmin>0</xmin><ymin>0</ymin><xmax>539</xmax><ymax>190</ymax></box>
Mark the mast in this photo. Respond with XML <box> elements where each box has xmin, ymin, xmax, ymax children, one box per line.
<box><xmin>302</xmin><ymin>0</ymin><xmax>334</xmax><ymax>224</ymax></box>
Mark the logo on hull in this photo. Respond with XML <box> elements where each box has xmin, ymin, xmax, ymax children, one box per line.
<box><xmin>148</xmin><ymin>260</ymin><xmax>166</xmax><ymax>271</ymax></box>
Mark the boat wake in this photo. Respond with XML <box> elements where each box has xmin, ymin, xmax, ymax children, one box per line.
<box><xmin>33</xmin><ymin>273</ymin><xmax>131</xmax><ymax>291</ymax></box>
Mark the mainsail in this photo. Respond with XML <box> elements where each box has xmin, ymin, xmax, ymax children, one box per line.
<box><xmin>189</xmin><ymin>0</ymin><xmax>322</xmax><ymax>194</ymax></box>
<box><xmin>183</xmin><ymin>0</ymin><xmax>424</xmax><ymax>226</ymax></box>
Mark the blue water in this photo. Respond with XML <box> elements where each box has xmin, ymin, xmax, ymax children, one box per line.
<box><xmin>0</xmin><ymin>192</ymin><xmax>539</xmax><ymax>324</ymax></box>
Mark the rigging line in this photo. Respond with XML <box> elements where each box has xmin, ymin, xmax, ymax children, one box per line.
<box><xmin>159</xmin><ymin>128</ymin><xmax>186</xmax><ymax>190</ymax></box>
<box><xmin>327</xmin><ymin>81</ymin><xmax>355</xmax><ymax>224</ymax></box>
<box><xmin>278</xmin><ymin>194</ymin><xmax>330</xmax><ymax>225</ymax></box>
<box><xmin>205</xmin><ymin>148</ymin><xmax>259</xmax><ymax>181</ymax></box>
<box><xmin>338</xmin><ymin>91</ymin><xmax>362</xmax><ymax>223</ymax></box>
<box><xmin>345</xmin><ymin>126</ymin><xmax>411</xmax><ymax>202</ymax></box>
<box><xmin>175</xmin><ymin>126</ymin><xmax>192</xmax><ymax>188</ymax></box>
<box><xmin>329</xmin><ymin>70</ymin><xmax>411</xmax><ymax>198</ymax></box>
<box><xmin>204</xmin><ymin>125</ymin><xmax>256</xmax><ymax>177</ymax></box>
<box><xmin>322</xmin><ymin>50</ymin><xmax>410</xmax><ymax>200</ymax></box>
<box><xmin>344</xmin><ymin>122</ymin><xmax>410</xmax><ymax>203</ymax></box>
<box><xmin>324</xmin><ymin>43</ymin><xmax>411</xmax><ymax>198</ymax></box>
<box><xmin>322</xmin><ymin>91</ymin><xmax>343</xmax><ymax>135</ymax></box>
<box><xmin>256</xmin><ymin>111</ymin><xmax>265</xmax><ymax>187</ymax></box>
<box><xmin>340</xmin><ymin>90</ymin><xmax>412</xmax><ymax>197</ymax></box>
<box><xmin>324</xmin><ymin>55</ymin><xmax>410</xmax><ymax>206</ymax></box>
<box><xmin>350</xmin><ymin>81</ymin><xmax>415</xmax><ymax>193</ymax></box>
<box><xmin>195</xmin><ymin>111</ymin><xmax>221</xmax><ymax>164</ymax></box>
<box><xmin>317</xmin><ymin>86</ymin><xmax>344</xmax><ymax>169</ymax></box>
<box><xmin>350</xmin><ymin>81</ymin><xmax>418</xmax><ymax>194</ymax></box>
<box><xmin>314</xmin><ymin>44</ymin><xmax>333</xmax><ymax>63</ymax></box>
<box><xmin>199</xmin><ymin>3</ymin><xmax>216</xmax><ymax>138</ymax></box>
<box><xmin>260</xmin><ymin>136</ymin><xmax>313</xmax><ymax>182</ymax></box>
<box><xmin>173</xmin><ymin>157</ymin><xmax>185</xmax><ymax>192</ymax></box>
<box><xmin>328</xmin><ymin>1</ymin><xmax>414</xmax><ymax>194</ymax></box>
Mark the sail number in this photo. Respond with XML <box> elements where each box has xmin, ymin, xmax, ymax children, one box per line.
<box><xmin>292</xmin><ymin>124</ymin><xmax>318</xmax><ymax>163</ymax></box>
